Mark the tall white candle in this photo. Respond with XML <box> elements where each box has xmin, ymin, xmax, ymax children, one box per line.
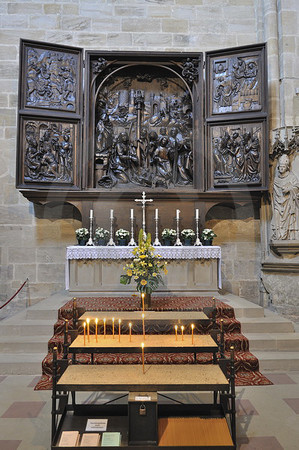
<box><xmin>155</xmin><ymin>208</ymin><xmax>159</xmax><ymax>220</ymax></box>
<box><xmin>176</xmin><ymin>209</ymin><xmax>180</xmax><ymax>219</ymax></box>
<box><xmin>90</xmin><ymin>209</ymin><xmax>93</xmax><ymax>219</ymax></box>
<box><xmin>110</xmin><ymin>209</ymin><xmax>113</xmax><ymax>219</ymax></box>
<box><xmin>130</xmin><ymin>208</ymin><xmax>134</xmax><ymax>219</ymax></box>
<box><xmin>195</xmin><ymin>209</ymin><xmax>199</xmax><ymax>220</ymax></box>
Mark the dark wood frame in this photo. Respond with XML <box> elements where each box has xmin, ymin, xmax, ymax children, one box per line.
<box><xmin>16</xmin><ymin>39</ymin><xmax>83</xmax><ymax>191</ymax></box>
<box><xmin>16</xmin><ymin>40</ymin><xmax>268</xmax><ymax>203</ymax></box>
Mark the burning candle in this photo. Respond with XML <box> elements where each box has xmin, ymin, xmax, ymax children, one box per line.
<box><xmin>130</xmin><ymin>208</ymin><xmax>134</xmax><ymax>219</ymax></box>
<box><xmin>181</xmin><ymin>325</ymin><xmax>184</xmax><ymax>341</ymax></box>
<box><xmin>83</xmin><ymin>322</ymin><xmax>86</xmax><ymax>346</ymax></box>
<box><xmin>191</xmin><ymin>323</ymin><xmax>195</xmax><ymax>345</ymax></box>
<box><xmin>112</xmin><ymin>317</ymin><xmax>115</xmax><ymax>339</ymax></box>
<box><xmin>155</xmin><ymin>208</ymin><xmax>159</xmax><ymax>220</ymax></box>
<box><xmin>129</xmin><ymin>322</ymin><xmax>132</xmax><ymax>342</ymax></box>
<box><xmin>141</xmin><ymin>342</ymin><xmax>145</xmax><ymax>374</ymax></box>
<box><xmin>86</xmin><ymin>318</ymin><xmax>90</xmax><ymax>342</ymax></box>
<box><xmin>103</xmin><ymin>318</ymin><xmax>106</xmax><ymax>338</ymax></box>
<box><xmin>141</xmin><ymin>293</ymin><xmax>145</xmax><ymax>312</ymax></box>
<box><xmin>176</xmin><ymin>209</ymin><xmax>180</xmax><ymax>219</ymax></box>
<box><xmin>118</xmin><ymin>318</ymin><xmax>121</xmax><ymax>342</ymax></box>
<box><xmin>175</xmin><ymin>325</ymin><xmax>178</xmax><ymax>341</ymax></box>
<box><xmin>220</xmin><ymin>318</ymin><xmax>224</xmax><ymax>333</ymax></box>
<box><xmin>110</xmin><ymin>209</ymin><xmax>113</xmax><ymax>219</ymax></box>
<box><xmin>195</xmin><ymin>209</ymin><xmax>199</xmax><ymax>220</ymax></box>
<box><xmin>90</xmin><ymin>209</ymin><xmax>93</xmax><ymax>219</ymax></box>
<box><xmin>142</xmin><ymin>313</ymin><xmax>145</xmax><ymax>340</ymax></box>
<box><xmin>95</xmin><ymin>318</ymin><xmax>98</xmax><ymax>342</ymax></box>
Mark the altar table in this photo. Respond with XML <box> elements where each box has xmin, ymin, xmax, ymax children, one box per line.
<box><xmin>65</xmin><ymin>245</ymin><xmax>222</xmax><ymax>294</ymax></box>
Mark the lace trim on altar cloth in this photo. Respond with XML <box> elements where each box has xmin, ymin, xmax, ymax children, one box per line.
<box><xmin>66</xmin><ymin>245</ymin><xmax>221</xmax><ymax>260</ymax></box>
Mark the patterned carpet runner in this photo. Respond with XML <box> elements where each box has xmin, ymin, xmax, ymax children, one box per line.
<box><xmin>35</xmin><ymin>296</ymin><xmax>272</xmax><ymax>390</ymax></box>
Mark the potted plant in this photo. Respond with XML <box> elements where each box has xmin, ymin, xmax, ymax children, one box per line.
<box><xmin>181</xmin><ymin>229</ymin><xmax>195</xmax><ymax>246</ymax></box>
<box><xmin>75</xmin><ymin>228</ymin><xmax>89</xmax><ymax>246</ymax></box>
<box><xmin>94</xmin><ymin>227</ymin><xmax>109</xmax><ymax>246</ymax></box>
<box><xmin>201</xmin><ymin>228</ymin><xmax>217</xmax><ymax>246</ymax></box>
<box><xmin>161</xmin><ymin>228</ymin><xmax>177</xmax><ymax>246</ymax></box>
<box><xmin>120</xmin><ymin>230</ymin><xmax>167</xmax><ymax>308</ymax></box>
<box><xmin>115</xmin><ymin>228</ymin><xmax>130</xmax><ymax>246</ymax></box>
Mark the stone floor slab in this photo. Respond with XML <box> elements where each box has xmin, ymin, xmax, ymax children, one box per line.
<box><xmin>1</xmin><ymin>401</ymin><xmax>46</xmax><ymax>418</ymax></box>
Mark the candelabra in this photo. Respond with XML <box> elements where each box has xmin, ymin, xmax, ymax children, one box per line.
<box><xmin>174</xmin><ymin>217</ymin><xmax>183</xmax><ymax>246</ymax></box>
<box><xmin>107</xmin><ymin>216</ymin><xmax>115</xmax><ymax>246</ymax></box>
<box><xmin>153</xmin><ymin>217</ymin><xmax>161</xmax><ymax>246</ymax></box>
<box><xmin>128</xmin><ymin>216</ymin><xmax>137</xmax><ymax>246</ymax></box>
<box><xmin>86</xmin><ymin>216</ymin><xmax>94</xmax><ymax>246</ymax></box>
<box><xmin>194</xmin><ymin>216</ymin><xmax>202</xmax><ymax>246</ymax></box>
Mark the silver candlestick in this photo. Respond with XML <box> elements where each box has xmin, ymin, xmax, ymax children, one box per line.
<box><xmin>153</xmin><ymin>217</ymin><xmax>161</xmax><ymax>246</ymax></box>
<box><xmin>194</xmin><ymin>216</ymin><xmax>202</xmax><ymax>246</ymax></box>
<box><xmin>86</xmin><ymin>216</ymin><xmax>94</xmax><ymax>246</ymax></box>
<box><xmin>174</xmin><ymin>217</ymin><xmax>183</xmax><ymax>246</ymax></box>
<box><xmin>107</xmin><ymin>216</ymin><xmax>115</xmax><ymax>246</ymax></box>
<box><xmin>128</xmin><ymin>217</ymin><xmax>137</xmax><ymax>246</ymax></box>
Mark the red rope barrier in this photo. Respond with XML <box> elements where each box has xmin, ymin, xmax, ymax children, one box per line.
<box><xmin>0</xmin><ymin>278</ymin><xmax>29</xmax><ymax>310</ymax></box>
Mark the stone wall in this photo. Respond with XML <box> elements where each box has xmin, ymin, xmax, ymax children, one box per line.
<box><xmin>0</xmin><ymin>0</ymin><xmax>298</xmax><ymax>317</ymax></box>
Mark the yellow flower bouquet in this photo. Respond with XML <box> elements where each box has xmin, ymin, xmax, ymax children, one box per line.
<box><xmin>120</xmin><ymin>229</ymin><xmax>167</xmax><ymax>296</ymax></box>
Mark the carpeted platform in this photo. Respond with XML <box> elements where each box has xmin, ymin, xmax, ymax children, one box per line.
<box><xmin>35</xmin><ymin>296</ymin><xmax>272</xmax><ymax>390</ymax></box>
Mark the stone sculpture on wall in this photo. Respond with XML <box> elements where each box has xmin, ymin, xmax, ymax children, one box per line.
<box><xmin>271</xmin><ymin>148</ymin><xmax>299</xmax><ymax>241</ymax></box>
<box><xmin>24</xmin><ymin>121</ymin><xmax>74</xmax><ymax>183</ymax></box>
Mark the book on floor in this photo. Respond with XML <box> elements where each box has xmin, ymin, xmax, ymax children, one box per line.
<box><xmin>80</xmin><ymin>432</ymin><xmax>101</xmax><ymax>446</ymax></box>
<box><xmin>101</xmin><ymin>432</ymin><xmax>121</xmax><ymax>447</ymax></box>
<box><xmin>58</xmin><ymin>430</ymin><xmax>80</xmax><ymax>447</ymax></box>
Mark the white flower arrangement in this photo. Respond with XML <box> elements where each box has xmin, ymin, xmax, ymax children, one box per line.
<box><xmin>115</xmin><ymin>228</ymin><xmax>130</xmax><ymax>239</ymax></box>
<box><xmin>161</xmin><ymin>228</ymin><xmax>177</xmax><ymax>240</ymax></box>
<box><xmin>94</xmin><ymin>227</ymin><xmax>109</xmax><ymax>240</ymax></box>
<box><xmin>75</xmin><ymin>227</ymin><xmax>89</xmax><ymax>239</ymax></box>
<box><xmin>181</xmin><ymin>229</ymin><xmax>195</xmax><ymax>239</ymax></box>
<box><xmin>201</xmin><ymin>228</ymin><xmax>217</xmax><ymax>240</ymax></box>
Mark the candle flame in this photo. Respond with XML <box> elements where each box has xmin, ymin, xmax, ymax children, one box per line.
<box><xmin>141</xmin><ymin>342</ymin><xmax>144</xmax><ymax>348</ymax></box>
<box><xmin>86</xmin><ymin>318</ymin><xmax>90</xmax><ymax>324</ymax></box>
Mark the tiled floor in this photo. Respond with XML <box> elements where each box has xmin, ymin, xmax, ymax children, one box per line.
<box><xmin>0</xmin><ymin>372</ymin><xmax>299</xmax><ymax>449</ymax></box>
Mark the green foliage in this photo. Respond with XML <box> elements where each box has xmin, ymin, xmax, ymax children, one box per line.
<box><xmin>120</xmin><ymin>229</ymin><xmax>168</xmax><ymax>294</ymax></box>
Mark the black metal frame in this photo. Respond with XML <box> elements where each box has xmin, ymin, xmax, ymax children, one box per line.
<box><xmin>51</xmin><ymin>306</ymin><xmax>236</xmax><ymax>449</ymax></box>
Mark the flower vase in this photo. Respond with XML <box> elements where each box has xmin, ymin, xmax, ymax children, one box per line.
<box><xmin>118</xmin><ymin>238</ymin><xmax>127</xmax><ymax>246</ymax></box>
<box><xmin>184</xmin><ymin>239</ymin><xmax>192</xmax><ymax>246</ymax></box>
<box><xmin>77</xmin><ymin>239</ymin><xmax>87</xmax><ymax>246</ymax></box>
<box><xmin>97</xmin><ymin>238</ymin><xmax>106</xmax><ymax>246</ymax></box>
<box><xmin>143</xmin><ymin>292</ymin><xmax>151</xmax><ymax>309</ymax></box>
<box><xmin>163</xmin><ymin>239</ymin><xmax>173</xmax><ymax>246</ymax></box>
<box><xmin>202</xmin><ymin>239</ymin><xmax>213</xmax><ymax>246</ymax></box>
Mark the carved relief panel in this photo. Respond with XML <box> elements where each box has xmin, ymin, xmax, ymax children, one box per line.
<box><xmin>17</xmin><ymin>40</ymin><xmax>83</xmax><ymax>190</ymax></box>
<box><xmin>205</xmin><ymin>44</ymin><xmax>268</xmax><ymax>191</ymax></box>
<box><xmin>20</xmin><ymin>119</ymin><xmax>78</xmax><ymax>185</ymax></box>
<box><xmin>85</xmin><ymin>53</ymin><xmax>203</xmax><ymax>191</ymax></box>
<box><xmin>208</xmin><ymin>121</ymin><xmax>265</xmax><ymax>187</ymax></box>
<box><xmin>16</xmin><ymin>41</ymin><xmax>268</xmax><ymax>199</ymax></box>
<box><xmin>206</xmin><ymin>45</ymin><xmax>266</xmax><ymax>117</ymax></box>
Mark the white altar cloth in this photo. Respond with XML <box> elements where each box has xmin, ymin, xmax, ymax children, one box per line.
<box><xmin>65</xmin><ymin>245</ymin><xmax>221</xmax><ymax>290</ymax></box>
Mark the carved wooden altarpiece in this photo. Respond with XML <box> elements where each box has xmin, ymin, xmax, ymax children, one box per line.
<box><xmin>16</xmin><ymin>40</ymin><xmax>268</xmax><ymax>201</ymax></box>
